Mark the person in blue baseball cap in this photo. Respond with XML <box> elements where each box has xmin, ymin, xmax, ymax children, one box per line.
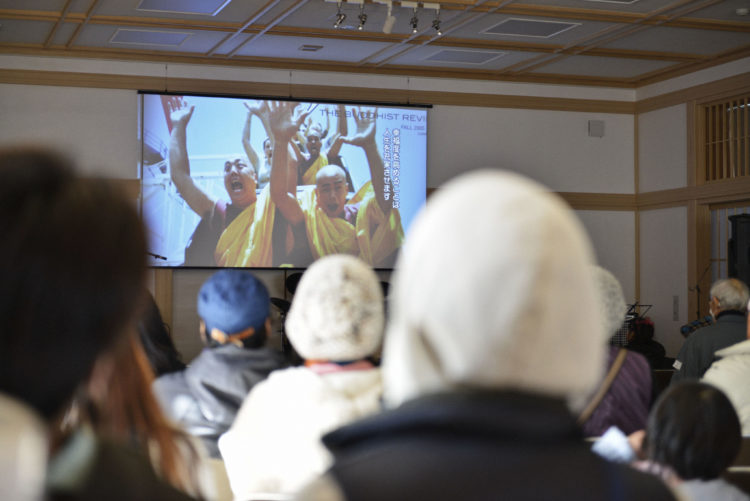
<box><xmin>153</xmin><ymin>269</ymin><xmax>288</xmax><ymax>458</ymax></box>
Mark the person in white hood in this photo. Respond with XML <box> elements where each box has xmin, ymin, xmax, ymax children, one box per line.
<box><xmin>219</xmin><ymin>254</ymin><xmax>384</xmax><ymax>500</ymax></box>
<box><xmin>296</xmin><ymin>170</ymin><xmax>676</xmax><ymax>501</ymax></box>
<box><xmin>702</xmin><ymin>297</ymin><xmax>750</xmax><ymax>436</ymax></box>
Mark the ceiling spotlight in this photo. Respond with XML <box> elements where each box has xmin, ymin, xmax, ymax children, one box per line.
<box><xmin>334</xmin><ymin>2</ymin><xmax>346</xmax><ymax>29</ymax></box>
<box><xmin>358</xmin><ymin>4</ymin><xmax>367</xmax><ymax>30</ymax></box>
<box><xmin>432</xmin><ymin>9</ymin><xmax>441</xmax><ymax>36</ymax></box>
<box><xmin>410</xmin><ymin>7</ymin><xmax>419</xmax><ymax>33</ymax></box>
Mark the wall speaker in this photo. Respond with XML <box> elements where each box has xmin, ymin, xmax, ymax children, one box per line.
<box><xmin>588</xmin><ymin>120</ymin><xmax>605</xmax><ymax>138</ymax></box>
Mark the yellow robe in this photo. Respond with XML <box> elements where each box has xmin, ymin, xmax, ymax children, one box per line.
<box><xmin>214</xmin><ymin>184</ymin><xmax>275</xmax><ymax>267</ymax></box>
<box><xmin>300</xmin><ymin>181</ymin><xmax>404</xmax><ymax>267</ymax></box>
<box><xmin>300</xmin><ymin>154</ymin><xmax>328</xmax><ymax>186</ymax></box>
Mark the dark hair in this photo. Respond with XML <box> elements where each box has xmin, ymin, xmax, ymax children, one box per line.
<box><xmin>137</xmin><ymin>293</ymin><xmax>186</xmax><ymax>377</ymax></box>
<box><xmin>0</xmin><ymin>147</ymin><xmax>147</xmax><ymax>420</ymax></box>
<box><xmin>645</xmin><ymin>381</ymin><xmax>741</xmax><ymax>480</ymax></box>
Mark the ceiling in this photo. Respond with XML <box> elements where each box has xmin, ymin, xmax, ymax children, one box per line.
<box><xmin>0</xmin><ymin>0</ymin><xmax>748</xmax><ymax>88</ymax></box>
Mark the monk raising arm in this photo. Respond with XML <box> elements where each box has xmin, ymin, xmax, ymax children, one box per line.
<box><xmin>344</xmin><ymin>107</ymin><xmax>391</xmax><ymax>214</ymax></box>
<box><xmin>168</xmin><ymin>97</ymin><xmax>215</xmax><ymax>218</ymax></box>
<box><xmin>268</xmin><ymin>101</ymin><xmax>309</xmax><ymax>226</ymax></box>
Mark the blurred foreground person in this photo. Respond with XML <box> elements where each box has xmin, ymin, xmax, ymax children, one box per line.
<box><xmin>298</xmin><ymin>170</ymin><xmax>675</xmax><ymax>501</ymax></box>
<box><xmin>220</xmin><ymin>254</ymin><xmax>384</xmax><ymax>499</ymax></box>
<box><xmin>632</xmin><ymin>381</ymin><xmax>748</xmax><ymax>501</ymax></box>
<box><xmin>54</xmin><ymin>335</ymin><xmax>214</xmax><ymax>498</ymax></box>
<box><xmin>579</xmin><ymin>266</ymin><xmax>652</xmax><ymax>438</ymax></box>
<box><xmin>0</xmin><ymin>147</ymin><xmax>193</xmax><ymax>500</ymax></box>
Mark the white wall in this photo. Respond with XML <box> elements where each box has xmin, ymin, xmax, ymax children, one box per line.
<box><xmin>428</xmin><ymin>105</ymin><xmax>635</xmax><ymax>192</ymax></box>
<box><xmin>576</xmin><ymin>210</ymin><xmax>636</xmax><ymax>303</ymax></box>
<box><xmin>639</xmin><ymin>207</ymin><xmax>689</xmax><ymax>357</ymax></box>
<box><xmin>638</xmin><ymin>104</ymin><xmax>687</xmax><ymax>193</ymax></box>
<box><xmin>0</xmin><ymin>84</ymin><xmax>139</xmax><ymax>177</ymax></box>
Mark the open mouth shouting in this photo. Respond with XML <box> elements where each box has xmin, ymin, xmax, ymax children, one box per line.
<box><xmin>229</xmin><ymin>175</ymin><xmax>244</xmax><ymax>193</ymax></box>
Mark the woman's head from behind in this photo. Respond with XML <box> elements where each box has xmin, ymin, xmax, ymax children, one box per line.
<box><xmin>645</xmin><ymin>381</ymin><xmax>741</xmax><ymax>480</ymax></box>
<box><xmin>285</xmin><ymin>254</ymin><xmax>384</xmax><ymax>363</ymax></box>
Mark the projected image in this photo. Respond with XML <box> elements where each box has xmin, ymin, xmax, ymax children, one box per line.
<box><xmin>140</xmin><ymin>93</ymin><xmax>427</xmax><ymax>269</ymax></box>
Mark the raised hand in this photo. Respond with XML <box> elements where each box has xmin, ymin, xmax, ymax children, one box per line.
<box><xmin>244</xmin><ymin>100</ymin><xmax>269</xmax><ymax>120</ymax></box>
<box><xmin>267</xmin><ymin>101</ymin><xmax>309</xmax><ymax>142</ymax></box>
<box><xmin>167</xmin><ymin>96</ymin><xmax>194</xmax><ymax>129</ymax></box>
<box><xmin>344</xmin><ymin>107</ymin><xmax>377</xmax><ymax>148</ymax></box>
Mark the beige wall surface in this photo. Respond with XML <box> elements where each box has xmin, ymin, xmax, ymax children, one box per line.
<box><xmin>638</xmin><ymin>104</ymin><xmax>688</xmax><ymax>193</ymax></box>
<box><xmin>639</xmin><ymin>206</ymin><xmax>689</xmax><ymax>357</ymax></box>
<box><xmin>0</xmin><ymin>84</ymin><xmax>138</xmax><ymax>178</ymax></box>
<box><xmin>428</xmin><ymin>106</ymin><xmax>635</xmax><ymax>192</ymax></box>
<box><xmin>575</xmin><ymin>210</ymin><xmax>637</xmax><ymax>304</ymax></box>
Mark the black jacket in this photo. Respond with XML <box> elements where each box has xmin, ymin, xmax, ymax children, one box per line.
<box><xmin>153</xmin><ymin>344</ymin><xmax>287</xmax><ymax>457</ymax></box>
<box><xmin>671</xmin><ymin>311</ymin><xmax>747</xmax><ymax>384</ymax></box>
<box><xmin>321</xmin><ymin>391</ymin><xmax>676</xmax><ymax>501</ymax></box>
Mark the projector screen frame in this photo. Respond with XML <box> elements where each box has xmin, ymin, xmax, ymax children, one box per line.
<box><xmin>138</xmin><ymin>90</ymin><xmax>430</xmax><ymax>271</ymax></box>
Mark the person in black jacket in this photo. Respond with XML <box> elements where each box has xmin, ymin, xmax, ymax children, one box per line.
<box><xmin>153</xmin><ymin>269</ymin><xmax>288</xmax><ymax>458</ymax></box>
<box><xmin>671</xmin><ymin>278</ymin><xmax>749</xmax><ymax>384</ymax></box>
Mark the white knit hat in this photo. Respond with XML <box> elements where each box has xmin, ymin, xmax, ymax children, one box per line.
<box><xmin>285</xmin><ymin>254</ymin><xmax>384</xmax><ymax>361</ymax></box>
<box><xmin>382</xmin><ymin>170</ymin><xmax>605</xmax><ymax>409</ymax></box>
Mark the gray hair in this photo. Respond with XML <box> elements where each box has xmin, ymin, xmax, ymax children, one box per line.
<box><xmin>591</xmin><ymin>266</ymin><xmax>627</xmax><ymax>340</ymax></box>
<box><xmin>710</xmin><ymin>278</ymin><xmax>750</xmax><ymax>312</ymax></box>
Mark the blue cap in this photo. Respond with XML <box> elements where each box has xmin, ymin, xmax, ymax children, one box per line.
<box><xmin>197</xmin><ymin>269</ymin><xmax>270</xmax><ymax>336</ymax></box>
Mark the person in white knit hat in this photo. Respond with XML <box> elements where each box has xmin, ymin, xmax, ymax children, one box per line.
<box><xmin>218</xmin><ymin>254</ymin><xmax>384</xmax><ymax>500</ymax></box>
<box><xmin>296</xmin><ymin>170</ymin><xmax>676</xmax><ymax>501</ymax></box>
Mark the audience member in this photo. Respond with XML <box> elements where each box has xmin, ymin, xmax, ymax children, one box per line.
<box><xmin>138</xmin><ymin>292</ymin><xmax>187</xmax><ymax>377</ymax></box>
<box><xmin>631</xmin><ymin>381</ymin><xmax>748</xmax><ymax>500</ymax></box>
<box><xmin>52</xmin><ymin>335</ymin><xmax>212</xmax><ymax>498</ymax></box>
<box><xmin>220</xmin><ymin>254</ymin><xmax>384</xmax><ymax>499</ymax></box>
<box><xmin>153</xmin><ymin>269</ymin><xmax>288</xmax><ymax>458</ymax></box>
<box><xmin>579</xmin><ymin>266</ymin><xmax>652</xmax><ymax>437</ymax></box>
<box><xmin>671</xmin><ymin>278</ymin><xmax>749</xmax><ymax>384</ymax></box>
<box><xmin>0</xmin><ymin>147</ymin><xmax>193</xmax><ymax>500</ymax></box>
<box><xmin>702</xmin><ymin>297</ymin><xmax>750</xmax><ymax>435</ymax></box>
<box><xmin>626</xmin><ymin>316</ymin><xmax>669</xmax><ymax>370</ymax></box>
<box><xmin>297</xmin><ymin>171</ymin><xmax>675</xmax><ymax>500</ymax></box>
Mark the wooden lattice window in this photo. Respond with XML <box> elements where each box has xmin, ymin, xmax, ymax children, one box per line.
<box><xmin>701</xmin><ymin>95</ymin><xmax>750</xmax><ymax>183</ymax></box>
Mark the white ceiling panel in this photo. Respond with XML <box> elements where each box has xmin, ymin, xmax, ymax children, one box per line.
<box><xmin>533</xmin><ymin>54</ymin><xmax>678</xmax><ymax>78</ymax></box>
<box><xmin>0</xmin><ymin>19</ymin><xmax>54</xmax><ymax>45</ymax></box>
<box><xmin>384</xmin><ymin>45</ymin><xmax>534</xmax><ymax>70</ymax></box>
<box><xmin>513</xmin><ymin>0</ymin><xmax>668</xmax><ymax>13</ymax></box>
<box><xmin>232</xmin><ymin>34</ymin><xmax>393</xmax><ymax>63</ymax></box>
<box><xmin>602</xmin><ymin>25</ymin><xmax>750</xmax><ymax>55</ymax></box>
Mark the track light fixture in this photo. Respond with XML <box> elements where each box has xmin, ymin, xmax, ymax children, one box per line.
<box><xmin>432</xmin><ymin>8</ymin><xmax>441</xmax><ymax>35</ymax></box>
<box><xmin>358</xmin><ymin>3</ymin><xmax>367</xmax><ymax>30</ymax></box>
<box><xmin>410</xmin><ymin>7</ymin><xmax>419</xmax><ymax>33</ymax></box>
<box><xmin>334</xmin><ymin>2</ymin><xmax>346</xmax><ymax>29</ymax></box>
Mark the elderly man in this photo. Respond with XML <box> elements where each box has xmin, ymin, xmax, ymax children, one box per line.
<box><xmin>671</xmin><ymin>278</ymin><xmax>749</xmax><ymax>384</ymax></box>
<box><xmin>297</xmin><ymin>171</ymin><xmax>676</xmax><ymax>500</ymax></box>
